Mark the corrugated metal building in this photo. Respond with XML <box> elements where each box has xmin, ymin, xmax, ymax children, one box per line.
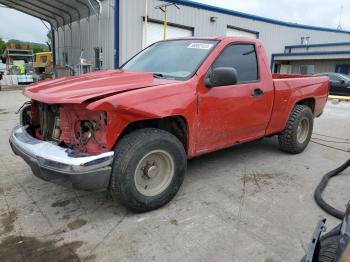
<box><xmin>3</xmin><ymin>0</ymin><xmax>350</xmax><ymax>74</ymax></box>
<box><xmin>54</xmin><ymin>0</ymin><xmax>116</xmax><ymax>71</ymax></box>
<box><xmin>272</xmin><ymin>42</ymin><xmax>350</xmax><ymax>75</ymax></box>
<box><xmin>118</xmin><ymin>0</ymin><xmax>350</xmax><ymax>72</ymax></box>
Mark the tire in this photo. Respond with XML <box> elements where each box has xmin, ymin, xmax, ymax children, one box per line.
<box><xmin>278</xmin><ymin>104</ymin><xmax>314</xmax><ymax>154</ymax></box>
<box><xmin>318</xmin><ymin>235</ymin><xmax>340</xmax><ymax>262</ymax></box>
<box><xmin>109</xmin><ymin>128</ymin><xmax>187</xmax><ymax>212</ymax></box>
<box><xmin>299</xmin><ymin>235</ymin><xmax>340</xmax><ymax>262</ymax></box>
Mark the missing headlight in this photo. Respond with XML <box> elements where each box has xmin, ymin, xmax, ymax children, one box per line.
<box><xmin>18</xmin><ymin>101</ymin><xmax>32</xmax><ymax>126</ymax></box>
<box><xmin>52</xmin><ymin>116</ymin><xmax>61</xmax><ymax>141</ymax></box>
<box><xmin>79</xmin><ymin>121</ymin><xmax>100</xmax><ymax>145</ymax></box>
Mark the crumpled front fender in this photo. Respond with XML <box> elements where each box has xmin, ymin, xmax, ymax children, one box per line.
<box><xmin>87</xmin><ymin>81</ymin><xmax>197</xmax><ymax>156</ymax></box>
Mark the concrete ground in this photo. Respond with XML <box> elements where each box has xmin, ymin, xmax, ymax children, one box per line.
<box><xmin>0</xmin><ymin>90</ymin><xmax>349</xmax><ymax>262</ymax></box>
<box><xmin>0</xmin><ymin>85</ymin><xmax>26</xmax><ymax>92</ymax></box>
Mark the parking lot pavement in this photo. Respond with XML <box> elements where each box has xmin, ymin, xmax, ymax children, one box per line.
<box><xmin>0</xmin><ymin>90</ymin><xmax>349</xmax><ymax>262</ymax></box>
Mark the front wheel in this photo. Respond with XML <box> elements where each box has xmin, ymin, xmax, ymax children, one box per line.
<box><xmin>278</xmin><ymin>105</ymin><xmax>314</xmax><ymax>154</ymax></box>
<box><xmin>109</xmin><ymin>128</ymin><xmax>187</xmax><ymax>212</ymax></box>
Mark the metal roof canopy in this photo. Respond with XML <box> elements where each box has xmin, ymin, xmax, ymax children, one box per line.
<box><xmin>0</xmin><ymin>0</ymin><xmax>102</xmax><ymax>28</ymax></box>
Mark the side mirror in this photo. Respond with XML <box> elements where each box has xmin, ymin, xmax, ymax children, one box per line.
<box><xmin>205</xmin><ymin>67</ymin><xmax>238</xmax><ymax>88</ymax></box>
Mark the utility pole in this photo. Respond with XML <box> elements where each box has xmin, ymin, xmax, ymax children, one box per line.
<box><xmin>163</xmin><ymin>5</ymin><xmax>167</xmax><ymax>40</ymax></box>
<box><xmin>155</xmin><ymin>3</ymin><xmax>180</xmax><ymax>40</ymax></box>
<box><xmin>337</xmin><ymin>5</ymin><xmax>343</xmax><ymax>30</ymax></box>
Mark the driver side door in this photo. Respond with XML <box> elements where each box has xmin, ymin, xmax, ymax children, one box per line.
<box><xmin>195</xmin><ymin>43</ymin><xmax>274</xmax><ymax>154</ymax></box>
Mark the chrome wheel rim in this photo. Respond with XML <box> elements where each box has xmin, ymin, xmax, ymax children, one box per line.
<box><xmin>297</xmin><ymin>117</ymin><xmax>310</xmax><ymax>144</ymax></box>
<box><xmin>134</xmin><ymin>150</ymin><xmax>175</xmax><ymax>197</ymax></box>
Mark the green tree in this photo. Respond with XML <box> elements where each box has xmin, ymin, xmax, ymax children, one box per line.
<box><xmin>46</xmin><ymin>31</ymin><xmax>52</xmax><ymax>51</ymax></box>
<box><xmin>0</xmin><ymin>38</ymin><xmax>6</xmax><ymax>56</ymax></box>
<box><xmin>31</xmin><ymin>45</ymin><xmax>44</xmax><ymax>53</ymax></box>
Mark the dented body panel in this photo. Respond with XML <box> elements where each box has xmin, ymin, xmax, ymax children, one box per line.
<box><xmin>266</xmin><ymin>75</ymin><xmax>328</xmax><ymax>135</ymax></box>
<box><xmin>24</xmin><ymin>70</ymin><xmax>172</xmax><ymax>104</ymax></box>
<box><xmin>19</xmin><ymin>37</ymin><xmax>329</xmax><ymax>159</ymax></box>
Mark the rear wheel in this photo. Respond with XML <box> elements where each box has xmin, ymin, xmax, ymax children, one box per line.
<box><xmin>278</xmin><ymin>105</ymin><xmax>314</xmax><ymax>154</ymax></box>
<box><xmin>109</xmin><ymin>128</ymin><xmax>187</xmax><ymax>212</ymax></box>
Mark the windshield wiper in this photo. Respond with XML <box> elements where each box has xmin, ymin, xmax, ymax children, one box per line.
<box><xmin>153</xmin><ymin>73</ymin><xmax>165</xmax><ymax>79</ymax></box>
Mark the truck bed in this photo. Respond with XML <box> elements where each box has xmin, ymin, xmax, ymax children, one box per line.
<box><xmin>272</xmin><ymin>74</ymin><xmax>315</xmax><ymax>79</ymax></box>
<box><xmin>266</xmin><ymin>74</ymin><xmax>329</xmax><ymax>135</ymax></box>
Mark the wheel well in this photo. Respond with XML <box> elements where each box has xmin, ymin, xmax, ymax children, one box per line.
<box><xmin>296</xmin><ymin>98</ymin><xmax>315</xmax><ymax>114</ymax></box>
<box><xmin>118</xmin><ymin>116</ymin><xmax>188</xmax><ymax>152</ymax></box>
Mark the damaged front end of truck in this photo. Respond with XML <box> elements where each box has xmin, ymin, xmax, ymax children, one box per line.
<box><xmin>10</xmin><ymin>100</ymin><xmax>114</xmax><ymax>190</ymax></box>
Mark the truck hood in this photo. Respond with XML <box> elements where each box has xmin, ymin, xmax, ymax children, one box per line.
<box><xmin>24</xmin><ymin>70</ymin><xmax>176</xmax><ymax>104</ymax></box>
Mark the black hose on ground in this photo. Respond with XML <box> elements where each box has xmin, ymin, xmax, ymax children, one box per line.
<box><xmin>314</xmin><ymin>158</ymin><xmax>350</xmax><ymax>219</ymax></box>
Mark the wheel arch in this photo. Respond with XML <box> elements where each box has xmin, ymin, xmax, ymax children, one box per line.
<box><xmin>266</xmin><ymin>96</ymin><xmax>317</xmax><ymax>136</ymax></box>
<box><xmin>282</xmin><ymin>97</ymin><xmax>315</xmax><ymax>131</ymax></box>
<box><xmin>115</xmin><ymin>115</ymin><xmax>189</xmax><ymax>152</ymax></box>
<box><xmin>295</xmin><ymin>97</ymin><xmax>316</xmax><ymax>114</ymax></box>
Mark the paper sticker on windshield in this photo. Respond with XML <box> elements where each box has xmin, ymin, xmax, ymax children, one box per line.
<box><xmin>187</xmin><ymin>43</ymin><xmax>213</xmax><ymax>50</ymax></box>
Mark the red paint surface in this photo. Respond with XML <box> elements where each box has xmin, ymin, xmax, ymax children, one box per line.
<box><xmin>24</xmin><ymin>70</ymin><xmax>173</xmax><ymax>104</ymax></box>
<box><xmin>23</xmin><ymin>37</ymin><xmax>329</xmax><ymax>157</ymax></box>
<box><xmin>58</xmin><ymin>104</ymin><xmax>108</xmax><ymax>154</ymax></box>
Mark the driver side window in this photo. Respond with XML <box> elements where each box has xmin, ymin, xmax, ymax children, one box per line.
<box><xmin>212</xmin><ymin>44</ymin><xmax>259</xmax><ymax>83</ymax></box>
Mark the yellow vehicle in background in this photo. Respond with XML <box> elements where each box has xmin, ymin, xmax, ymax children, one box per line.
<box><xmin>34</xmin><ymin>52</ymin><xmax>53</xmax><ymax>76</ymax></box>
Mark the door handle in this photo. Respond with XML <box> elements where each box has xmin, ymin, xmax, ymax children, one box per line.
<box><xmin>251</xmin><ymin>88</ymin><xmax>264</xmax><ymax>97</ymax></box>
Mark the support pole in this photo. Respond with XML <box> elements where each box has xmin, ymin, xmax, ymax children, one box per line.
<box><xmin>163</xmin><ymin>6</ymin><xmax>167</xmax><ymax>40</ymax></box>
<box><xmin>155</xmin><ymin>3</ymin><xmax>179</xmax><ymax>41</ymax></box>
<box><xmin>69</xmin><ymin>23</ymin><xmax>73</xmax><ymax>68</ymax></box>
<box><xmin>62</xmin><ymin>26</ymin><xmax>66</xmax><ymax>65</ymax></box>
<box><xmin>51</xmin><ymin>27</ymin><xmax>56</xmax><ymax>65</ymax></box>
<box><xmin>87</xmin><ymin>0</ymin><xmax>102</xmax><ymax>70</ymax></box>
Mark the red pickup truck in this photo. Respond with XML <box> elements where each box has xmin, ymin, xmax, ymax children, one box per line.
<box><xmin>10</xmin><ymin>37</ymin><xmax>329</xmax><ymax>212</ymax></box>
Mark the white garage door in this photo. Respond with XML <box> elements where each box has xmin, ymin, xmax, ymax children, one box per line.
<box><xmin>226</xmin><ymin>27</ymin><xmax>257</xmax><ymax>39</ymax></box>
<box><xmin>143</xmin><ymin>22</ymin><xmax>193</xmax><ymax>47</ymax></box>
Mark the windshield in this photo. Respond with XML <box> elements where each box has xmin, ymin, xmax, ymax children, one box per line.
<box><xmin>122</xmin><ymin>39</ymin><xmax>218</xmax><ymax>80</ymax></box>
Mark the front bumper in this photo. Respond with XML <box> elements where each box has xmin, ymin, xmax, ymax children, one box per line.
<box><xmin>9</xmin><ymin>125</ymin><xmax>114</xmax><ymax>191</ymax></box>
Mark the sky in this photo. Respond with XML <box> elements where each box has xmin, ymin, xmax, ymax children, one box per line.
<box><xmin>0</xmin><ymin>0</ymin><xmax>349</xmax><ymax>43</ymax></box>
<box><xmin>0</xmin><ymin>6</ymin><xmax>50</xmax><ymax>43</ymax></box>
